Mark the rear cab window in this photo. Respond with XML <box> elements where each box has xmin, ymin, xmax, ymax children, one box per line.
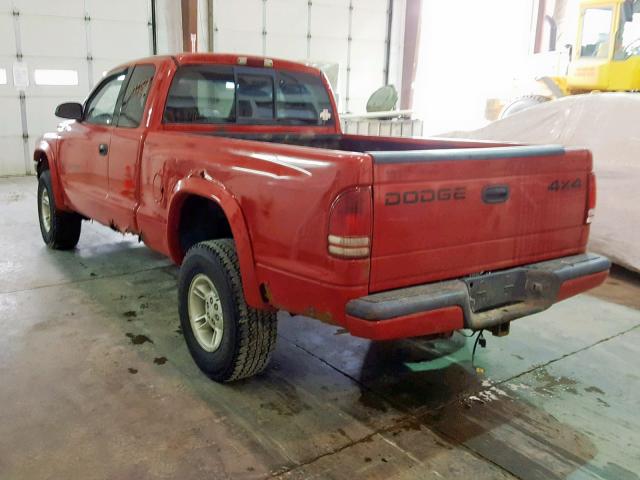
<box><xmin>164</xmin><ymin>65</ymin><xmax>236</xmax><ymax>123</ymax></box>
<box><xmin>163</xmin><ymin>64</ymin><xmax>334</xmax><ymax>126</ymax></box>
<box><xmin>237</xmin><ymin>72</ymin><xmax>275</xmax><ymax>122</ymax></box>
<box><xmin>276</xmin><ymin>70</ymin><xmax>333</xmax><ymax>125</ymax></box>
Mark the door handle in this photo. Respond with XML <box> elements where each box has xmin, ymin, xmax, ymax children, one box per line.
<box><xmin>482</xmin><ymin>185</ymin><xmax>510</xmax><ymax>204</ymax></box>
<box><xmin>98</xmin><ymin>143</ymin><xmax>108</xmax><ymax>156</ymax></box>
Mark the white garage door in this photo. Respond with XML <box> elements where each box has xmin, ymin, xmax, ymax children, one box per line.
<box><xmin>211</xmin><ymin>0</ymin><xmax>392</xmax><ymax>114</ymax></box>
<box><xmin>0</xmin><ymin>0</ymin><xmax>152</xmax><ymax>176</ymax></box>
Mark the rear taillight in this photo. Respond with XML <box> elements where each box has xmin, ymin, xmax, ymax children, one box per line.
<box><xmin>328</xmin><ymin>187</ymin><xmax>372</xmax><ymax>258</ymax></box>
<box><xmin>586</xmin><ymin>172</ymin><xmax>596</xmax><ymax>224</ymax></box>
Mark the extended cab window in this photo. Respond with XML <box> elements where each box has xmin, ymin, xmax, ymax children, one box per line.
<box><xmin>117</xmin><ymin>65</ymin><xmax>156</xmax><ymax>128</ymax></box>
<box><xmin>84</xmin><ymin>72</ymin><xmax>126</xmax><ymax>125</ymax></box>
<box><xmin>164</xmin><ymin>65</ymin><xmax>235</xmax><ymax>123</ymax></box>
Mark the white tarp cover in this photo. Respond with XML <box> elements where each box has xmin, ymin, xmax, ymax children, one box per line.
<box><xmin>440</xmin><ymin>93</ymin><xmax>640</xmax><ymax>273</ymax></box>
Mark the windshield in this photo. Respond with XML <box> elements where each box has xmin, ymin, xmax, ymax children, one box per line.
<box><xmin>580</xmin><ymin>7</ymin><xmax>613</xmax><ymax>58</ymax></box>
<box><xmin>164</xmin><ymin>65</ymin><xmax>334</xmax><ymax>126</ymax></box>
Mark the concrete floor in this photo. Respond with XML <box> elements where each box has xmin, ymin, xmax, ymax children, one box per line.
<box><xmin>1</xmin><ymin>175</ymin><xmax>639</xmax><ymax>480</ymax></box>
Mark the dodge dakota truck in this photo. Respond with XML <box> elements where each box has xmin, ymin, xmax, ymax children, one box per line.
<box><xmin>35</xmin><ymin>53</ymin><xmax>611</xmax><ymax>382</ymax></box>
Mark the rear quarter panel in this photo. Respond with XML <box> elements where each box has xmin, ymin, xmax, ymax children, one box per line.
<box><xmin>137</xmin><ymin>132</ymin><xmax>373</xmax><ymax>316</ymax></box>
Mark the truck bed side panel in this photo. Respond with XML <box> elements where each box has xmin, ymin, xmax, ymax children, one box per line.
<box><xmin>137</xmin><ymin>132</ymin><xmax>373</xmax><ymax>318</ymax></box>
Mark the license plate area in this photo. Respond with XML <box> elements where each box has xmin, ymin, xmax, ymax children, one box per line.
<box><xmin>464</xmin><ymin>270</ymin><xmax>528</xmax><ymax>313</ymax></box>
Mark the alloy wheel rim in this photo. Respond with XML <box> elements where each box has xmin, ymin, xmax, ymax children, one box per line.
<box><xmin>188</xmin><ymin>273</ymin><xmax>224</xmax><ymax>352</ymax></box>
<box><xmin>40</xmin><ymin>189</ymin><xmax>52</xmax><ymax>233</ymax></box>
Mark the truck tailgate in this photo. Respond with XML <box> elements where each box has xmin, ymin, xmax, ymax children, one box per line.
<box><xmin>369</xmin><ymin>145</ymin><xmax>593</xmax><ymax>292</ymax></box>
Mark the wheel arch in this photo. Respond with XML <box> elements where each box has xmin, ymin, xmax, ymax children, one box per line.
<box><xmin>167</xmin><ymin>175</ymin><xmax>264</xmax><ymax>308</ymax></box>
<box><xmin>34</xmin><ymin>140</ymin><xmax>68</xmax><ymax>210</ymax></box>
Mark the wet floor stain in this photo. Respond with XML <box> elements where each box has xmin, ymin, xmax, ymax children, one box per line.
<box><xmin>417</xmin><ymin>388</ymin><xmax>600</xmax><ymax>480</ymax></box>
<box><xmin>125</xmin><ymin>333</ymin><xmax>153</xmax><ymax>345</ymax></box>
<box><xmin>533</xmin><ymin>367</ymin><xmax>578</xmax><ymax>396</ymax></box>
<box><xmin>259</xmin><ymin>400</ymin><xmax>311</xmax><ymax>417</ymax></box>
<box><xmin>127</xmin><ymin>368</ymin><xmax>138</xmax><ymax>374</ymax></box>
<box><xmin>4</xmin><ymin>192</ymin><xmax>24</xmax><ymax>202</ymax></box>
<box><xmin>585</xmin><ymin>385</ymin><xmax>605</xmax><ymax>395</ymax></box>
<box><xmin>153</xmin><ymin>356</ymin><xmax>167</xmax><ymax>365</ymax></box>
<box><xmin>358</xmin><ymin>390</ymin><xmax>389</xmax><ymax>412</ymax></box>
<box><xmin>258</xmin><ymin>382</ymin><xmax>312</xmax><ymax>417</ymax></box>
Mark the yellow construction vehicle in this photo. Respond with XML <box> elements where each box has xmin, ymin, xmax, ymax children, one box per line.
<box><xmin>499</xmin><ymin>0</ymin><xmax>640</xmax><ymax>117</ymax></box>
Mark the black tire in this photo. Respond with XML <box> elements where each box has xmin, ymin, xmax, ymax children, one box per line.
<box><xmin>178</xmin><ymin>239</ymin><xmax>278</xmax><ymax>382</ymax></box>
<box><xmin>37</xmin><ymin>170</ymin><xmax>82</xmax><ymax>250</ymax></box>
<box><xmin>499</xmin><ymin>94</ymin><xmax>550</xmax><ymax>119</ymax></box>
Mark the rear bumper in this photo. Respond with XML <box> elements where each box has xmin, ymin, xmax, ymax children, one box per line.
<box><xmin>345</xmin><ymin>253</ymin><xmax>610</xmax><ymax>340</ymax></box>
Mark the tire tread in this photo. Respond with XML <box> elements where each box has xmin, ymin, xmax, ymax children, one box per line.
<box><xmin>187</xmin><ymin>239</ymin><xmax>277</xmax><ymax>381</ymax></box>
<box><xmin>38</xmin><ymin>170</ymin><xmax>81</xmax><ymax>250</ymax></box>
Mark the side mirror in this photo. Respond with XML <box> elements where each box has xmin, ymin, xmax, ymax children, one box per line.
<box><xmin>55</xmin><ymin>102</ymin><xmax>83</xmax><ymax>121</ymax></box>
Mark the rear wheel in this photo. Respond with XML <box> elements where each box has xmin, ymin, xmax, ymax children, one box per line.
<box><xmin>37</xmin><ymin>170</ymin><xmax>81</xmax><ymax>249</ymax></box>
<box><xmin>178</xmin><ymin>239</ymin><xmax>278</xmax><ymax>382</ymax></box>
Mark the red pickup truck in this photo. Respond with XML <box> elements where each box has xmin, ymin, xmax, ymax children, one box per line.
<box><xmin>35</xmin><ymin>53</ymin><xmax>610</xmax><ymax>382</ymax></box>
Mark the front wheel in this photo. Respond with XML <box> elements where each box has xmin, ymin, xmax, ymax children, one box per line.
<box><xmin>178</xmin><ymin>239</ymin><xmax>278</xmax><ymax>382</ymax></box>
<box><xmin>37</xmin><ymin>170</ymin><xmax>81</xmax><ymax>250</ymax></box>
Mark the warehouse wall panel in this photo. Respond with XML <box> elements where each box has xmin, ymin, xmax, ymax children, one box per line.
<box><xmin>20</xmin><ymin>16</ymin><xmax>86</xmax><ymax>58</ymax></box>
<box><xmin>0</xmin><ymin>138</ymin><xmax>27</xmax><ymax>176</ymax></box>
<box><xmin>213</xmin><ymin>0</ymin><xmax>263</xmax><ymax>54</ymax></box>
<box><xmin>91</xmin><ymin>19</ymin><xmax>150</xmax><ymax>63</ymax></box>
<box><xmin>0</xmin><ymin>14</ymin><xmax>15</xmax><ymax>56</ymax></box>
<box><xmin>264</xmin><ymin>0</ymin><xmax>308</xmax><ymax>59</ymax></box>
<box><xmin>85</xmin><ymin>0</ymin><xmax>149</xmax><ymax>22</ymax></box>
<box><xmin>13</xmin><ymin>0</ymin><xmax>84</xmax><ymax>18</ymax></box>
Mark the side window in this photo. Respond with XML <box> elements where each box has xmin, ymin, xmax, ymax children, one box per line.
<box><xmin>117</xmin><ymin>65</ymin><xmax>156</xmax><ymax>128</ymax></box>
<box><xmin>236</xmin><ymin>73</ymin><xmax>274</xmax><ymax>121</ymax></box>
<box><xmin>164</xmin><ymin>65</ymin><xmax>235</xmax><ymax>123</ymax></box>
<box><xmin>85</xmin><ymin>72</ymin><xmax>126</xmax><ymax>125</ymax></box>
